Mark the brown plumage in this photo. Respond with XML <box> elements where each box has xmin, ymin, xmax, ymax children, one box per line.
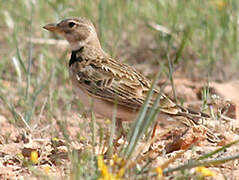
<box><xmin>43</xmin><ymin>17</ymin><xmax>219</xmax><ymax>142</ymax></box>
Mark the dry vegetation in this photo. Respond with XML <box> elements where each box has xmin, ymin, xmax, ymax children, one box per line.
<box><xmin>0</xmin><ymin>0</ymin><xmax>239</xmax><ymax>179</ymax></box>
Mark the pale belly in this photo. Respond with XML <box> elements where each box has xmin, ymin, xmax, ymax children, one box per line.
<box><xmin>74</xmin><ymin>86</ymin><xmax>180</xmax><ymax>127</ymax></box>
<box><xmin>75</xmin><ymin>87</ymin><xmax>138</xmax><ymax>121</ymax></box>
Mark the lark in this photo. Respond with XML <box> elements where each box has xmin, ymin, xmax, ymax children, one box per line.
<box><xmin>43</xmin><ymin>17</ymin><xmax>219</xmax><ymax>142</ymax></box>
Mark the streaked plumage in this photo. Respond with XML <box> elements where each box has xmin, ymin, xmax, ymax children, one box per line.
<box><xmin>43</xmin><ymin>17</ymin><xmax>219</xmax><ymax>142</ymax></box>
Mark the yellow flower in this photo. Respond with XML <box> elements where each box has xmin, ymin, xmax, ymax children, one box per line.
<box><xmin>44</xmin><ymin>165</ymin><xmax>51</xmax><ymax>174</ymax></box>
<box><xmin>213</xmin><ymin>0</ymin><xmax>227</xmax><ymax>10</ymax></box>
<box><xmin>195</xmin><ymin>166</ymin><xmax>216</xmax><ymax>177</ymax></box>
<box><xmin>52</xmin><ymin>137</ymin><xmax>59</xmax><ymax>141</ymax></box>
<box><xmin>113</xmin><ymin>155</ymin><xmax>121</xmax><ymax>164</ymax></box>
<box><xmin>106</xmin><ymin>119</ymin><xmax>111</xmax><ymax>124</ymax></box>
<box><xmin>97</xmin><ymin>155</ymin><xmax>110</xmax><ymax>179</ymax></box>
<box><xmin>97</xmin><ymin>155</ymin><xmax>124</xmax><ymax>180</ymax></box>
<box><xmin>79</xmin><ymin>135</ymin><xmax>86</xmax><ymax>141</ymax></box>
<box><xmin>30</xmin><ymin>150</ymin><xmax>39</xmax><ymax>164</ymax></box>
<box><xmin>155</xmin><ymin>166</ymin><xmax>163</xmax><ymax>179</ymax></box>
<box><xmin>113</xmin><ymin>154</ymin><xmax>125</xmax><ymax>166</ymax></box>
<box><xmin>116</xmin><ymin>168</ymin><xmax>125</xmax><ymax>178</ymax></box>
<box><xmin>17</xmin><ymin>152</ymin><xmax>24</xmax><ymax>159</ymax></box>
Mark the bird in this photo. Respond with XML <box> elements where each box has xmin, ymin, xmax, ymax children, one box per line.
<box><xmin>43</xmin><ymin>17</ymin><xmax>219</xmax><ymax>142</ymax></box>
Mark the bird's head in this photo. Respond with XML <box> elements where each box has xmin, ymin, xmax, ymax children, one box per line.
<box><xmin>43</xmin><ymin>17</ymin><xmax>101</xmax><ymax>50</ymax></box>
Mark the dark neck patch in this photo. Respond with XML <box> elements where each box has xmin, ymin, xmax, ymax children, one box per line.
<box><xmin>69</xmin><ymin>46</ymin><xmax>84</xmax><ymax>66</ymax></box>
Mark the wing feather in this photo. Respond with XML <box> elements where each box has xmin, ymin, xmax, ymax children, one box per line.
<box><xmin>70</xmin><ymin>56</ymin><xmax>178</xmax><ymax>114</ymax></box>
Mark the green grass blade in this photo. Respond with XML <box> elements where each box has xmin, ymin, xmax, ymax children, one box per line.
<box><xmin>14</xmin><ymin>33</ymin><xmax>27</xmax><ymax>74</ymax></box>
<box><xmin>25</xmin><ymin>3</ymin><xmax>34</xmax><ymax>100</ymax></box>
<box><xmin>0</xmin><ymin>93</ymin><xmax>19</xmax><ymax>123</ymax></box>
<box><xmin>11</xmin><ymin>56</ymin><xmax>22</xmax><ymax>83</ymax></box>
<box><xmin>98</xmin><ymin>0</ymin><xmax>106</xmax><ymax>49</ymax></box>
<box><xmin>107</xmin><ymin>102</ymin><xmax>117</xmax><ymax>158</ymax></box>
<box><xmin>167</xmin><ymin>56</ymin><xmax>178</xmax><ymax>104</ymax></box>
<box><xmin>90</xmin><ymin>111</ymin><xmax>96</xmax><ymax>153</ymax></box>
<box><xmin>174</xmin><ymin>26</ymin><xmax>194</xmax><ymax>64</ymax></box>
<box><xmin>123</xmin><ymin>71</ymin><xmax>161</xmax><ymax>159</ymax></box>
<box><xmin>198</xmin><ymin>139</ymin><xmax>239</xmax><ymax>160</ymax></box>
<box><xmin>24</xmin><ymin>80</ymin><xmax>48</xmax><ymax>123</ymax></box>
<box><xmin>163</xmin><ymin>153</ymin><xmax>239</xmax><ymax>174</ymax></box>
<box><xmin>142</xmin><ymin>83</ymin><xmax>168</xmax><ymax>138</ymax></box>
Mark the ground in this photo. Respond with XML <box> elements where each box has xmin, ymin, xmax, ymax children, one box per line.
<box><xmin>0</xmin><ymin>77</ymin><xmax>239</xmax><ymax>179</ymax></box>
<box><xmin>0</xmin><ymin>0</ymin><xmax>239</xmax><ymax>179</ymax></box>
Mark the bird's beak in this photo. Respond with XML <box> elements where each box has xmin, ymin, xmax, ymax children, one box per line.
<box><xmin>43</xmin><ymin>23</ymin><xmax>63</xmax><ymax>34</ymax></box>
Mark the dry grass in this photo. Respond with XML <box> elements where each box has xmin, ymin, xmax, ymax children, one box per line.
<box><xmin>0</xmin><ymin>0</ymin><xmax>239</xmax><ymax>179</ymax></box>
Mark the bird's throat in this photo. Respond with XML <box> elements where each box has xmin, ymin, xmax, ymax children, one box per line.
<box><xmin>69</xmin><ymin>47</ymin><xmax>84</xmax><ymax>67</ymax></box>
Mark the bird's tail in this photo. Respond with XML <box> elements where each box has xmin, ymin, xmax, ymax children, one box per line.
<box><xmin>156</xmin><ymin>94</ymin><xmax>220</xmax><ymax>142</ymax></box>
<box><xmin>175</xmin><ymin>105</ymin><xmax>220</xmax><ymax>143</ymax></box>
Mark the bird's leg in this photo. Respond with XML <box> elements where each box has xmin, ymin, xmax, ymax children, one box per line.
<box><xmin>116</xmin><ymin>119</ymin><xmax>126</xmax><ymax>138</ymax></box>
<box><xmin>151</xmin><ymin>122</ymin><xmax>159</xmax><ymax>139</ymax></box>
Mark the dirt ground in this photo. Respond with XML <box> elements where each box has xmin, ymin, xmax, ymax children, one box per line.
<box><xmin>0</xmin><ymin>78</ymin><xmax>239</xmax><ymax>179</ymax></box>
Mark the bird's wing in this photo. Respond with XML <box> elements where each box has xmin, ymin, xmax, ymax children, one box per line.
<box><xmin>70</xmin><ymin>56</ymin><xmax>180</xmax><ymax>114</ymax></box>
<box><xmin>70</xmin><ymin>55</ymin><xmax>220</xmax><ymax>143</ymax></box>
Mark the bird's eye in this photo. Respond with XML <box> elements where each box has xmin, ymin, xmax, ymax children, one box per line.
<box><xmin>68</xmin><ymin>22</ymin><xmax>76</xmax><ymax>28</ymax></box>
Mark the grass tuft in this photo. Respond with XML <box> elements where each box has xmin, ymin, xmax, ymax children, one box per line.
<box><xmin>0</xmin><ymin>0</ymin><xmax>239</xmax><ymax>179</ymax></box>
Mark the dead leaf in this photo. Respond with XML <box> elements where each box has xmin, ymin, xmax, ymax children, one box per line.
<box><xmin>165</xmin><ymin>126</ymin><xmax>207</xmax><ymax>153</ymax></box>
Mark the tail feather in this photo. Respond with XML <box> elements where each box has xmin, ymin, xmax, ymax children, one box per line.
<box><xmin>175</xmin><ymin>105</ymin><xmax>220</xmax><ymax>143</ymax></box>
<box><xmin>157</xmin><ymin>96</ymin><xmax>220</xmax><ymax>143</ymax></box>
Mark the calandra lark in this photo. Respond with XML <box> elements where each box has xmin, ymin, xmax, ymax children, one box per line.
<box><xmin>43</xmin><ymin>17</ymin><xmax>219</xmax><ymax>142</ymax></box>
